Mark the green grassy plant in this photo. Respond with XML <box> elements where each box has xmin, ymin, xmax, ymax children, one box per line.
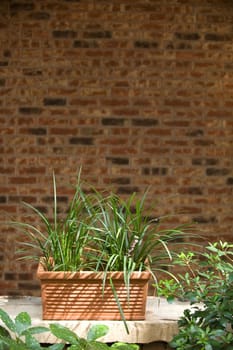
<box><xmin>15</xmin><ymin>172</ymin><xmax>192</xmax><ymax>277</ymax></box>
<box><xmin>14</xmin><ymin>172</ymin><xmax>98</xmax><ymax>271</ymax></box>
<box><xmin>90</xmin><ymin>190</ymin><xmax>193</xmax><ymax>277</ymax></box>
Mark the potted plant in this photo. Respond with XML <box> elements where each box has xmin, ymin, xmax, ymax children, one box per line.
<box><xmin>13</xmin><ymin>171</ymin><xmax>192</xmax><ymax>327</ymax></box>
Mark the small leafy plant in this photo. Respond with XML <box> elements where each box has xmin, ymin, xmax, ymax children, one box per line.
<box><xmin>157</xmin><ymin>241</ymin><xmax>233</xmax><ymax>303</ymax></box>
<box><xmin>156</xmin><ymin>241</ymin><xmax>233</xmax><ymax>350</ymax></box>
<box><xmin>170</xmin><ymin>275</ymin><xmax>233</xmax><ymax>350</ymax></box>
<box><xmin>0</xmin><ymin>308</ymin><xmax>139</xmax><ymax>350</ymax></box>
<box><xmin>0</xmin><ymin>308</ymin><xmax>55</xmax><ymax>350</ymax></box>
<box><xmin>49</xmin><ymin>323</ymin><xmax>139</xmax><ymax>350</ymax></box>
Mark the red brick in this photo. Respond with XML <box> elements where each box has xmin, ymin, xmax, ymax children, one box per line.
<box><xmin>0</xmin><ymin>0</ymin><xmax>232</xmax><ymax>296</ymax></box>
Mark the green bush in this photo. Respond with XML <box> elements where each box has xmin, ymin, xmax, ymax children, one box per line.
<box><xmin>157</xmin><ymin>241</ymin><xmax>233</xmax><ymax>350</ymax></box>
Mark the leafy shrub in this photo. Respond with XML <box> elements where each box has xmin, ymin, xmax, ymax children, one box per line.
<box><xmin>156</xmin><ymin>241</ymin><xmax>233</xmax><ymax>350</ymax></box>
<box><xmin>0</xmin><ymin>308</ymin><xmax>139</xmax><ymax>350</ymax></box>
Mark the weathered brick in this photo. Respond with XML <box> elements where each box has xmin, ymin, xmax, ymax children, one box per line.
<box><xmin>179</xmin><ymin>187</ymin><xmax>203</xmax><ymax>195</ymax></box>
<box><xmin>10</xmin><ymin>2</ymin><xmax>35</xmax><ymax>13</ymax></box>
<box><xmin>102</xmin><ymin>118</ymin><xmax>125</xmax><ymax>126</ymax></box>
<box><xmin>19</xmin><ymin>273</ymin><xmax>34</xmax><ymax>280</ymax></box>
<box><xmin>73</xmin><ymin>40</ymin><xmax>98</xmax><ymax>48</ymax></box>
<box><xmin>187</xmin><ymin>129</ymin><xmax>204</xmax><ymax>137</ymax></box>
<box><xmin>117</xmin><ymin>186</ymin><xmax>139</xmax><ymax>195</ymax></box>
<box><xmin>0</xmin><ymin>196</ymin><xmax>7</xmax><ymax>203</ymax></box>
<box><xmin>29</xmin><ymin>12</ymin><xmax>50</xmax><ymax>20</ymax></box>
<box><xmin>142</xmin><ymin>168</ymin><xmax>168</xmax><ymax>176</ymax></box>
<box><xmin>206</xmin><ymin>168</ymin><xmax>230</xmax><ymax>176</ymax></box>
<box><xmin>175</xmin><ymin>32</ymin><xmax>201</xmax><ymax>40</ymax></box>
<box><xmin>27</xmin><ymin>128</ymin><xmax>47</xmax><ymax>135</ymax></box>
<box><xmin>132</xmin><ymin>119</ymin><xmax>158</xmax><ymax>127</ymax></box>
<box><xmin>19</xmin><ymin>107</ymin><xmax>43</xmax><ymax>114</ymax></box>
<box><xmin>192</xmin><ymin>158</ymin><xmax>219</xmax><ymax>166</ymax></box>
<box><xmin>43</xmin><ymin>98</ymin><xmax>66</xmax><ymax>106</ymax></box>
<box><xmin>18</xmin><ymin>282</ymin><xmax>40</xmax><ymax>290</ymax></box>
<box><xmin>205</xmin><ymin>33</ymin><xmax>232</xmax><ymax>41</ymax></box>
<box><xmin>227</xmin><ymin>178</ymin><xmax>233</xmax><ymax>185</ymax></box>
<box><xmin>0</xmin><ymin>79</ymin><xmax>6</xmax><ymax>87</ymax></box>
<box><xmin>9</xmin><ymin>177</ymin><xmax>37</xmax><ymax>185</ymax></box>
<box><xmin>0</xmin><ymin>61</ymin><xmax>8</xmax><ymax>66</ymax></box>
<box><xmin>69</xmin><ymin>137</ymin><xmax>94</xmax><ymax>145</ymax></box>
<box><xmin>22</xmin><ymin>69</ymin><xmax>43</xmax><ymax>76</ymax></box>
<box><xmin>103</xmin><ymin>177</ymin><xmax>130</xmax><ymax>185</ymax></box>
<box><xmin>106</xmin><ymin>157</ymin><xmax>129</xmax><ymax>165</ymax></box>
<box><xmin>134</xmin><ymin>41</ymin><xmax>159</xmax><ymax>49</ymax></box>
<box><xmin>42</xmin><ymin>196</ymin><xmax>68</xmax><ymax>204</ymax></box>
<box><xmin>4</xmin><ymin>273</ymin><xmax>17</xmax><ymax>281</ymax></box>
<box><xmin>194</xmin><ymin>216</ymin><xmax>217</xmax><ymax>224</ymax></box>
<box><xmin>53</xmin><ymin>30</ymin><xmax>77</xmax><ymax>39</ymax></box>
<box><xmin>83</xmin><ymin>31</ymin><xmax>112</xmax><ymax>39</ymax></box>
<box><xmin>194</xmin><ymin>139</ymin><xmax>215</xmax><ymax>146</ymax></box>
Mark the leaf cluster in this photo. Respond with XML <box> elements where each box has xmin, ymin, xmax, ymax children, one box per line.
<box><xmin>156</xmin><ymin>241</ymin><xmax>233</xmax><ymax>350</ymax></box>
<box><xmin>0</xmin><ymin>308</ymin><xmax>139</xmax><ymax>350</ymax></box>
<box><xmin>170</xmin><ymin>276</ymin><xmax>233</xmax><ymax>350</ymax></box>
<box><xmin>14</xmin><ymin>173</ymin><xmax>191</xmax><ymax>277</ymax></box>
<box><xmin>157</xmin><ymin>241</ymin><xmax>233</xmax><ymax>303</ymax></box>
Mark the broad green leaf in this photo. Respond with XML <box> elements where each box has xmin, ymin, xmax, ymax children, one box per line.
<box><xmin>49</xmin><ymin>324</ymin><xmax>79</xmax><ymax>344</ymax></box>
<box><xmin>48</xmin><ymin>344</ymin><xmax>65</xmax><ymax>350</ymax></box>
<box><xmin>111</xmin><ymin>343</ymin><xmax>139</xmax><ymax>350</ymax></box>
<box><xmin>0</xmin><ymin>309</ymin><xmax>16</xmax><ymax>333</ymax></box>
<box><xmin>0</xmin><ymin>338</ymin><xmax>9</xmax><ymax>348</ymax></box>
<box><xmin>24</xmin><ymin>332</ymin><xmax>41</xmax><ymax>350</ymax></box>
<box><xmin>15</xmin><ymin>312</ymin><xmax>31</xmax><ymax>336</ymax></box>
<box><xmin>87</xmin><ymin>325</ymin><xmax>109</xmax><ymax>341</ymax></box>
<box><xmin>0</xmin><ymin>325</ymin><xmax>11</xmax><ymax>339</ymax></box>
<box><xmin>86</xmin><ymin>342</ymin><xmax>109</xmax><ymax>350</ymax></box>
<box><xmin>23</xmin><ymin>326</ymin><xmax>49</xmax><ymax>335</ymax></box>
<box><xmin>68</xmin><ymin>345</ymin><xmax>83</xmax><ymax>350</ymax></box>
<box><xmin>0</xmin><ymin>338</ymin><xmax>26</xmax><ymax>350</ymax></box>
<box><xmin>205</xmin><ymin>345</ymin><xmax>212</xmax><ymax>350</ymax></box>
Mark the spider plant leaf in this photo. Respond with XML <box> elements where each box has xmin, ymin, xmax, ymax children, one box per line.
<box><xmin>109</xmin><ymin>278</ymin><xmax>129</xmax><ymax>334</ymax></box>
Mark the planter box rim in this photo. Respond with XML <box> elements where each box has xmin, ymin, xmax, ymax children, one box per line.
<box><xmin>37</xmin><ymin>260</ymin><xmax>151</xmax><ymax>280</ymax></box>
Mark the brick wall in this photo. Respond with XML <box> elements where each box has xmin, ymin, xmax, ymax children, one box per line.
<box><xmin>0</xmin><ymin>0</ymin><xmax>233</xmax><ymax>295</ymax></box>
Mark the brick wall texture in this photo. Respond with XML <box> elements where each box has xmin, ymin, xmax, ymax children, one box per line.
<box><xmin>0</xmin><ymin>0</ymin><xmax>233</xmax><ymax>296</ymax></box>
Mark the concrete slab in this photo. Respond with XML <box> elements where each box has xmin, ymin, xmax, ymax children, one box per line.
<box><xmin>0</xmin><ymin>296</ymin><xmax>191</xmax><ymax>344</ymax></box>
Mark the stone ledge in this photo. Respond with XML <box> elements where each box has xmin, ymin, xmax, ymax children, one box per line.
<box><xmin>0</xmin><ymin>296</ymin><xmax>189</xmax><ymax>344</ymax></box>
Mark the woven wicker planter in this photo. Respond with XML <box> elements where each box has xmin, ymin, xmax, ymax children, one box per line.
<box><xmin>37</xmin><ymin>260</ymin><xmax>151</xmax><ymax>321</ymax></box>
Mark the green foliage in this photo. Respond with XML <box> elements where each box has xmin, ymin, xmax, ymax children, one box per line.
<box><xmin>156</xmin><ymin>241</ymin><xmax>233</xmax><ymax>350</ymax></box>
<box><xmin>90</xmin><ymin>191</ymin><xmax>190</xmax><ymax>275</ymax></box>
<box><xmin>13</xmin><ymin>172</ymin><xmax>193</xmax><ymax>332</ymax></box>
<box><xmin>170</xmin><ymin>278</ymin><xmax>233</xmax><ymax>349</ymax></box>
<box><xmin>110</xmin><ymin>344</ymin><xmax>139</xmax><ymax>350</ymax></box>
<box><xmin>0</xmin><ymin>308</ymin><xmax>53</xmax><ymax>350</ymax></box>
<box><xmin>13</xmin><ymin>171</ymin><xmax>194</xmax><ymax>333</ymax></box>
<box><xmin>49</xmin><ymin>323</ymin><xmax>139</xmax><ymax>350</ymax></box>
<box><xmin>0</xmin><ymin>309</ymin><xmax>139</xmax><ymax>350</ymax></box>
<box><xmin>157</xmin><ymin>241</ymin><xmax>233</xmax><ymax>303</ymax></box>
<box><xmin>14</xmin><ymin>171</ymin><xmax>192</xmax><ymax>276</ymax></box>
<box><xmin>15</xmin><ymin>172</ymin><xmax>98</xmax><ymax>272</ymax></box>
